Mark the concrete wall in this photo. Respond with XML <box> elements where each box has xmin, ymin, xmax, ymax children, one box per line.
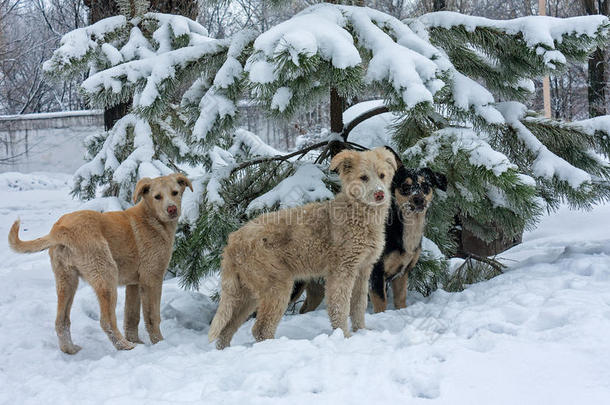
<box><xmin>0</xmin><ymin>110</ymin><xmax>104</xmax><ymax>174</ymax></box>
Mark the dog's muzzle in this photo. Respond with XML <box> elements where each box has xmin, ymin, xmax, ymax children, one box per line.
<box><xmin>374</xmin><ymin>190</ymin><xmax>385</xmax><ymax>202</ymax></box>
<box><xmin>167</xmin><ymin>205</ymin><xmax>178</xmax><ymax>218</ymax></box>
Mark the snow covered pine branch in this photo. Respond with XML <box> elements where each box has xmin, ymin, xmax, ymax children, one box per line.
<box><xmin>44</xmin><ymin>4</ymin><xmax>610</xmax><ymax>291</ymax></box>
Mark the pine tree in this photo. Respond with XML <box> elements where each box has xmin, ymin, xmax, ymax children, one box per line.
<box><xmin>44</xmin><ymin>3</ymin><xmax>610</xmax><ymax>294</ymax></box>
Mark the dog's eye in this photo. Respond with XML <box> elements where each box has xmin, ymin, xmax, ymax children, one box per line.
<box><xmin>421</xmin><ymin>183</ymin><xmax>430</xmax><ymax>193</ymax></box>
<box><xmin>154</xmin><ymin>194</ymin><xmax>162</xmax><ymax>200</ymax></box>
<box><xmin>360</xmin><ymin>175</ymin><xmax>369</xmax><ymax>182</ymax></box>
<box><xmin>379</xmin><ymin>173</ymin><xmax>385</xmax><ymax>179</ymax></box>
<box><xmin>172</xmin><ymin>190</ymin><xmax>178</xmax><ymax>196</ymax></box>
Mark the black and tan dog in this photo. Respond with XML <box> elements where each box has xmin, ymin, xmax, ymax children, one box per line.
<box><xmin>291</xmin><ymin>149</ymin><xmax>447</xmax><ymax>314</ymax></box>
<box><xmin>369</xmin><ymin>165</ymin><xmax>446</xmax><ymax>312</ymax></box>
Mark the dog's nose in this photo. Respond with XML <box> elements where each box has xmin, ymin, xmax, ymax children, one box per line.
<box><xmin>374</xmin><ymin>191</ymin><xmax>385</xmax><ymax>202</ymax></box>
<box><xmin>413</xmin><ymin>195</ymin><xmax>424</xmax><ymax>206</ymax></box>
<box><xmin>167</xmin><ymin>205</ymin><xmax>177</xmax><ymax>216</ymax></box>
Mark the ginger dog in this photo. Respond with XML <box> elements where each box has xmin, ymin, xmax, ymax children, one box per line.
<box><xmin>208</xmin><ymin>147</ymin><xmax>397</xmax><ymax>349</ymax></box>
<box><xmin>8</xmin><ymin>173</ymin><xmax>192</xmax><ymax>354</ymax></box>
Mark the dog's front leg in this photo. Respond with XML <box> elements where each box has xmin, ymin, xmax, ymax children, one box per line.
<box><xmin>124</xmin><ymin>284</ymin><xmax>144</xmax><ymax>344</ymax></box>
<box><xmin>391</xmin><ymin>271</ymin><xmax>409</xmax><ymax>310</ymax></box>
<box><xmin>140</xmin><ymin>283</ymin><xmax>164</xmax><ymax>344</ymax></box>
<box><xmin>325</xmin><ymin>269</ymin><xmax>357</xmax><ymax>337</ymax></box>
<box><xmin>350</xmin><ymin>264</ymin><xmax>373</xmax><ymax>332</ymax></box>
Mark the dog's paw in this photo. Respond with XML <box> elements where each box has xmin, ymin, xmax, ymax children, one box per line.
<box><xmin>149</xmin><ymin>334</ymin><xmax>164</xmax><ymax>344</ymax></box>
<box><xmin>125</xmin><ymin>333</ymin><xmax>144</xmax><ymax>344</ymax></box>
<box><xmin>60</xmin><ymin>344</ymin><xmax>82</xmax><ymax>355</ymax></box>
<box><xmin>115</xmin><ymin>339</ymin><xmax>137</xmax><ymax>351</ymax></box>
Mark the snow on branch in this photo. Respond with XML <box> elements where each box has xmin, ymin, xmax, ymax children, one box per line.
<box><xmin>43</xmin><ymin>16</ymin><xmax>128</xmax><ymax>75</ymax></box>
<box><xmin>251</xmin><ymin>5</ymin><xmax>361</xmax><ymax>70</ymax></box>
<box><xmin>420</xmin><ymin>11</ymin><xmax>609</xmax><ymax>48</ymax></box>
<box><xmin>82</xmin><ymin>40</ymin><xmax>225</xmax><ymax>107</ymax></box>
<box><xmin>45</xmin><ymin>13</ymin><xmax>218</xmax><ymax>110</ymax></box>
<box><xmin>246</xmin><ymin>164</ymin><xmax>333</xmax><ymax>213</ymax></box>
<box><xmin>419</xmin><ymin>11</ymin><xmax>610</xmax><ymax>69</ymax></box>
<box><xmin>74</xmin><ymin>114</ymin><xmax>173</xmax><ymax>202</ymax></box>
<box><xmin>496</xmin><ymin>102</ymin><xmax>592</xmax><ymax>188</ymax></box>
<box><xmin>449</xmin><ymin>70</ymin><xmax>504</xmax><ymax>124</ymax></box>
<box><xmin>345</xmin><ymin>6</ymin><xmax>443</xmax><ymax>109</ymax></box>
<box><xmin>229</xmin><ymin>129</ymin><xmax>286</xmax><ymax>158</ymax></box>
<box><xmin>406</xmin><ymin>126</ymin><xmax>515</xmax><ymax>177</ymax></box>
<box><xmin>191</xmin><ymin>30</ymin><xmax>257</xmax><ymax>143</ymax></box>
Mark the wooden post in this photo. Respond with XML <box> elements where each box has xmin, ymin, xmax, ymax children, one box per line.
<box><xmin>539</xmin><ymin>0</ymin><xmax>552</xmax><ymax>118</ymax></box>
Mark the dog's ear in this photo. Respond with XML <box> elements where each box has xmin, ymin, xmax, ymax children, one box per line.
<box><xmin>391</xmin><ymin>166</ymin><xmax>408</xmax><ymax>190</ymax></box>
<box><xmin>133</xmin><ymin>177</ymin><xmax>152</xmax><ymax>204</ymax></box>
<box><xmin>330</xmin><ymin>150</ymin><xmax>357</xmax><ymax>175</ymax></box>
<box><xmin>421</xmin><ymin>168</ymin><xmax>448</xmax><ymax>192</ymax></box>
<box><xmin>375</xmin><ymin>147</ymin><xmax>398</xmax><ymax>172</ymax></box>
<box><xmin>382</xmin><ymin>146</ymin><xmax>403</xmax><ymax>168</ymax></box>
<box><xmin>174</xmin><ymin>173</ymin><xmax>193</xmax><ymax>192</ymax></box>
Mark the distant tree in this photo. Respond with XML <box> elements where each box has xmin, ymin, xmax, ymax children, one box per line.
<box><xmin>583</xmin><ymin>0</ymin><xmax>609</xmax><ymax>117</ymax></box>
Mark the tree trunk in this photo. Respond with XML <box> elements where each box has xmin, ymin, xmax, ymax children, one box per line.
<box><xmin>455</xmin><ymin>216</ymin><xmax>522</xmax><ymax>258</ymax></box>
<box><xmin>433</xmin><ymin>0</ymin><xmax>447</xmax><ymax>11</ymax></box>
<box><xmin>583</xmin><ymin>0</ymin><xmax>608</xmax><ymax>117</ymax></box>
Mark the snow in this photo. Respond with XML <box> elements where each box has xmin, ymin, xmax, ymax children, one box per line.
<box><xmin>450</xmin><ymin>71</ymin><xmax>504</xmax><ymax>124</ymax></box>
<box><xmin>43</xmin><ymin>16</ymin><xmax>127</xmax><ymax>73</ymax></box>
<box><xmin>0</xmin><ymin>109</ymin><xmax>103</xmax><ymax>121</ymax></box>
<box><xmin>120</xmin><ymin>27</ymin><xmax>156</xmax><ymax>62</ymax></box>
<box><xmin>246</xmin><ymin>163</ymin><xmax>333</xmax><ymax>213</ymax></box>
<box><xmin>270</xmin><ymin>87</ymin><xmax>293</xmax><ymax>112</ymax></box>
<box><xmin>82</xmin><ymin>41</ymin><xmax>224</xmax><ymax>104</ymax></box>
<box><xmin>342</xmin><ymin>100</ymin><xmax>397</xmax><ymax>148</ymax></box>
<box><xmin>572</xmin><ymin>115</ymin><xmax>610</xmax><ymax>136</ymax></box>
<box><xmin>73</xmin><ymin>114</ymin><xmax>172</xmax><ymax>203</ymax></box>
<box><xmin>407</xmin><ymin>127</ymin><xmax>515</xmax><ymax>176</ymax></box>
<box><xmin>419</xmin><ymin>11</ymin><xmax>610</xmax><ymax>68</ymax></box>
<box><xmin>0</xmin><ymin>172</ymin><xmax>71</xmax><ymax>191</ymax></box>
<box><xmin>252</xmin><ymin>5</ymin><xmax>361</xmax><ymax>70</ymax></box>
<box><xmin>2</xmin><ymin>172</ymin><xmax>610</xmax><ymax>403</ymax></box>
<box><xmin>101</xmin><ymin>43</ymin><xmax>124</xmax><ymax>66</ymax></box>
<box><xmin>229</xmin><ymin>128</ymin><xmax>285</xmax><ymax>158</ymax></box>
<box><xmin>246</xmin><ymin>60</ymin><xmax>277</xmax><ymax>84</ymax></box>
<box><xmin>190</xmin><ymin>31</ymin><xmax>256</xmax><ymax>143</ymax></box>
<box><xmin>496</xmin><ymin>102</ymin><xmax>592</xmax><ymax>188</ymax></box>
<box><xmin>346</xmin><ymin>6</ymin><xmax>442</xmax><ymax>108</ymax></box>
<box><xmin>79</xmin><ymin>196</ymin><xmax>127</xmax><ymax>212</ymax></box>
<box><xmin>180</xmin><ymin>176</ymin><xmax>206</xmax><ymax>225</ymax></box>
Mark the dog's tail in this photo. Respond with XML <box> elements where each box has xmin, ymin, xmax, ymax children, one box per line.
<box><xmin>8</xmin><ymin>220</ymin><xmax>55</xmax><ymax>253</ymax></box>
<box><xmin>208</xmin><ymin>257</ymin><xmax>241</xmax><ymax>343</ymax></box>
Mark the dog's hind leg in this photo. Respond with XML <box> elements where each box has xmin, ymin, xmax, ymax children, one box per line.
<box><xmin>300</xmin><ymin>279</ymin><xmax>325</xmax><ymax>314</ymax></box>
<box><xmin>251</xmin><ymin>282</ymin><xmax>292</xmax><ymax>342</ymax></box>
<box><xmin>93</xmin><ymin>278</ymin><xmax>135</xmax><ymax>350</ymax></box>
<box><xmin>369</xmin><ymin>261</ymin><xmax>387</xmax><ymax>313</ymax></box>
<box><xmin>83</xmin><ymin>249</ymin><xmax>135</xmax><ymax>351</ymax></box>
<box><xmin>216</xmin><ymin>292</ymin><xmax>256</xmax><ymax>350</ymax></box>
<box><xmin>50</xmin><ymin>248</ymin><xmax>81</xmax><ymax>354</ymax></box>
<box><xmin>124</xmin><ymin>284</ymin><xmax>143</xmax><ymax>344</ymax></box>
<box><xmin>140</xmin><ymin>282</ymin><xmax>164</xmax><ymax>344</ymax></box>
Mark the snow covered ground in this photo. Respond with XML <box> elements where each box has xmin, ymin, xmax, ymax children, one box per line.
<box><xmin>1</xmin><ymin>172</ymin><xmax>610</xmax><ymax>404</ymax></box>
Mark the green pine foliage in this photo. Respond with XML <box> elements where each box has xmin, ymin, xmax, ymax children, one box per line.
<box><xmin>44</xmin><ymin>3</ymin><xmax>610</xmax><ymax>296</ymax></box>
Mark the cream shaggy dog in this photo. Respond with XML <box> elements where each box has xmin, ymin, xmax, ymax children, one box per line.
<box><xmin>8</xmin><ymin>173</ymin><xmax>192</xmax><ymax>354</ymax></box>
<box><xmin>208</xmin><ymin>147</ymin><xmax>397</xmax><ymax>349</ymax></box>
